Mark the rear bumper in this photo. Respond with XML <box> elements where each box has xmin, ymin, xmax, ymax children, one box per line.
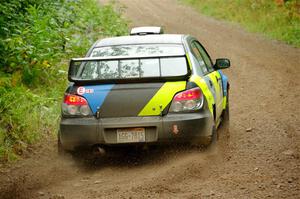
<box><xmin>59</xmin><ymin>110</ymin><xmax>213</xmax><ymax>151</ymax></box>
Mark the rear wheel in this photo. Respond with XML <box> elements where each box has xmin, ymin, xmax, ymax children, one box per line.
<box><xmin>219</xmin><ymin>89</ymin><xmax>230</xmax><ymax>145</ymax></box>
<box><xmin>223</xmin><ymin>89</ymin><xmax>230</xmax><ymax>124</ymax></box>
<box><xmin>195</xmin><ymin>125</ymin><xmax>217</xmax><ymax>148</ymax></box>
<box><xmin>58</xmin><ymin>131</ymin><xmax>67</xmax><ymax>156</ymax></box>
<box><xmin>208</xmin><ymin>125</ymin><xmax>217</xmax><ymax>146</ymax></box>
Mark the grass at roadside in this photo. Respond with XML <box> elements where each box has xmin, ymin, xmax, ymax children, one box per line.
<box><xmin>0</xmin><ymin>0</ymin><xmax>128</xmax><ymax>162</ymax></box>
<box><xmin>181</xmin><ymin>0</ymin><xmax>300</xmax><ymax>47</ymax></box>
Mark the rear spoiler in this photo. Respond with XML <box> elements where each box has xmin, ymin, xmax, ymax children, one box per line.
<box><xmin>70</xmin><ymin>54</ymin><xmax>185</xmax><ymax>62</ymax></box>
<box><xmin>68</xmin><ymin>55</ymin><xmax>191</xmax><ymax>85</ymax></box>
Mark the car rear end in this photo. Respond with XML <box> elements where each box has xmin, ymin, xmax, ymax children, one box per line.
<box><xmin>59</xmin><ymin>34</ymin><xmax>214</xmax><ymax>151</ymax></box>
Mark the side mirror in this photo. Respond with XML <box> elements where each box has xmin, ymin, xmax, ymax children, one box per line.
<box><xmin>214</xmin><ymin>58</ymin><xmax>230</xmax><ymax>70</ymax></box>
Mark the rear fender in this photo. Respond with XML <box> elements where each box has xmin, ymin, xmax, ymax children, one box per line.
<box><xmin>189</xmin><ymin>75</ymin><xmax>214</xmax><ymax>116</ymax></box>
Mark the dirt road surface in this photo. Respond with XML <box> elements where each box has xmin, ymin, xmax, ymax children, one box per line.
<box><xmin>1</xmin><ymin>0</ymin><xmax>299</xmax><ymax>198</ymax></box>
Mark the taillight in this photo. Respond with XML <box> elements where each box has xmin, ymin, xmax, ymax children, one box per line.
<box><xmin>64</xmin><ymin>95</ymin><xmax>88</xmax><ymax>105</ymax></box>
<box><xmin>169</xmin><ymin>87</ymin><xmax>203</xmax><ymax>112</ymax></box>
<box><xmin>62</xmin><ymin>94</ymin><xmax>92</xmax><ymax>116</ymax></box>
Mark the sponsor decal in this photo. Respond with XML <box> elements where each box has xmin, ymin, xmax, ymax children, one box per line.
<box><xmin>77</xmin><ymin>87</ymin><xmax>85</xmax><ymax>95</ymax></box>
<box><xmin>85</xmin><ymin>89</ymin><xmax>94</xmax><ymax>94</ymax></box>
<box><xmin>77</xmin><ymin>87</ymin><xmax>94</xmax><ymax>95</ymax></box>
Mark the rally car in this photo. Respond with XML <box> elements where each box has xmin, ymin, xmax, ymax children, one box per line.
<box><xmin>58</xmin><ymin>26</ymin><xmax>230</xmax><ymax>153</ymax></box>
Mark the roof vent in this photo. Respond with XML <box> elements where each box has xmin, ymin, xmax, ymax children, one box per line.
<box><xmin>130</xmin><ymin>26</ymin><xmax>164</xmax><ymax>35</ymax></box>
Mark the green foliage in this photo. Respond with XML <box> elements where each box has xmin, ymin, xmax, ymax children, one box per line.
<box><xmin>0</xmin><ymin>84</ymin><xmax>63</xmax><ymax>161</ymax></box>
<box><xmin>182</xmin><ymin>0</ymin><xmax>300</xmax><ymax>47</ymax></box>
<box><xmin>0</xmin><ymin>0</ymin><xmax>128</xmax><ymax>162</ymax></box>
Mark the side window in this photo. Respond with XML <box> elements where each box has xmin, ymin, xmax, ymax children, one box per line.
<box><xmin>194</xmin><ymin>41</ymin><xmax>214</xmax><ymax>72</ymax></box>
<box><xmin>190</xmin><ymin>42</ymin><xmax>208</xmax><ymax>74</ymax></box>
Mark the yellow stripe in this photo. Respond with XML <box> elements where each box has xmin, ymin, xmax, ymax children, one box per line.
<box><xmin>189</xmin><ymin>75</ymin><xmax>214</xmax><ymax>114</ymax></box>
<box><xmin>215</xmin><ymin>72</ymin><xmax>227</xmax><ymax>110</ymax></box>
<box><xmin>186</xmin><ymin>53</ymin><xmax>192</xmax><ymax>69</ymax></box>
<box><xmin>208</xmin><ymin>72</ymin><xmax>220</xmax><ymax>94</ymax></box>
<box><xmin>215</xmin><ymin>72</ymin><xmax>222</xmax><ymax>94</ymax></box>
<box><xmin>138</xmin><ymin>81</ymin><xmax>186</xmax><ymax>116</ymax></box>
<box><xmin>223</xmin><ymin>96</ymin><xmax>227</xmax><ymax>109</ymax></box>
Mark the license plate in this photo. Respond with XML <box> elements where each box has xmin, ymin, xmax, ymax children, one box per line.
<box><xmin>117</xmin><ymin>128</ymin><xmax>145</xmax><ymax>143</ymax></box>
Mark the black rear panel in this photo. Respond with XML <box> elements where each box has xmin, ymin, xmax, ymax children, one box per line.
<box><xmin>98</xmin><ymin>83</ymin><xmax>163</xmax><ymax>117</ymax></box>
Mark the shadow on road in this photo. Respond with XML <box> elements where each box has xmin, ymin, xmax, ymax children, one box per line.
<box><xmin>71</xmin><ymin>127</ymin><xmax>231</xmax><ymax>172</ymax></box>
<box><xmin>70</xmin><ymin>144</ymin><xmax>209</xmax><ymax>170</ymax></box>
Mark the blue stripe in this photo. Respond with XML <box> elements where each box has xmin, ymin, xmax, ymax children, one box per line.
<box><xmin>218</xmin><ymin>70</ymin><xmax>228</xmax><ymax>96</ymax></box>
<box><xmin>81</xmin><ymin>84</ymin><xmax>114</xmax><ymax>114</ymax></box>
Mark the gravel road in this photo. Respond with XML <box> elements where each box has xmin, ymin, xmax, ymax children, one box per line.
<box><xmin>0</xmin><ymin>0</ymin><xmax>299</xmax><ymax>198</ymax></box>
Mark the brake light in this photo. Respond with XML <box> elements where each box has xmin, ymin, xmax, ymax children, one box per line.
<box><xmin>169</xmin><ymin>87</ymin><xmax>203</xmax><ymax>112</ymax></box>
<box><xmin>62</xmin><ymin>94</ymin><xmax>92</xmax><ymax>116</ymax></box>
<box><xmin>64</xmin><ymin>94</ymin><xmax>88</xmax><ymax>105</ymax></box>
<box><xmin>174</xmin><ymin>88</ymin><xmax>202</xmax><ymax>101</ymax></box>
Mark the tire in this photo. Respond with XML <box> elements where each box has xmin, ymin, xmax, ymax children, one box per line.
<box><xmin>219</xmin><ymin>89</ymin><xmax>230</xmax><ymax>144</ymax></box>
<box><xmin>57</xmin><ymin>131</ymin><xmax>67</xmax><ymax>156</ymax></box>
<box><xmin>211</xmin><ymin>125</ymin><xmax>217</xmax><ymax>143</ymax></box>
<box><xmin>223</xmin><ymin>89</ymin><xmax>230</xmax><ymax>123</ymax></box>
<box><xmin>195</xmin><ymin>125</ymin><xmax>217</xmax><ymax>148</ymax></box>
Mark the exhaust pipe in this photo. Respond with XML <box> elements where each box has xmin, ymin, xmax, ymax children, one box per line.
<box><xmin>92</xmin><ymin>145</ymin><xmax>106</xmax><ymax>156</ymax></box>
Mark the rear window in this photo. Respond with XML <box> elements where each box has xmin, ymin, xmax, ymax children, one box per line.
<box><xmin>91</xmin><ymin>44</ymin><xmax>185</xmax><ymax>57</ymax></box>
<box><xmin>75</xmin><ymin>57</ymin><xmax>188</xmax><ymax>80</ymax></box>
<box><xmin>69</xmin><ymin>44</ymin><xmax>189</xmax><ymax>82</ymax></box>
